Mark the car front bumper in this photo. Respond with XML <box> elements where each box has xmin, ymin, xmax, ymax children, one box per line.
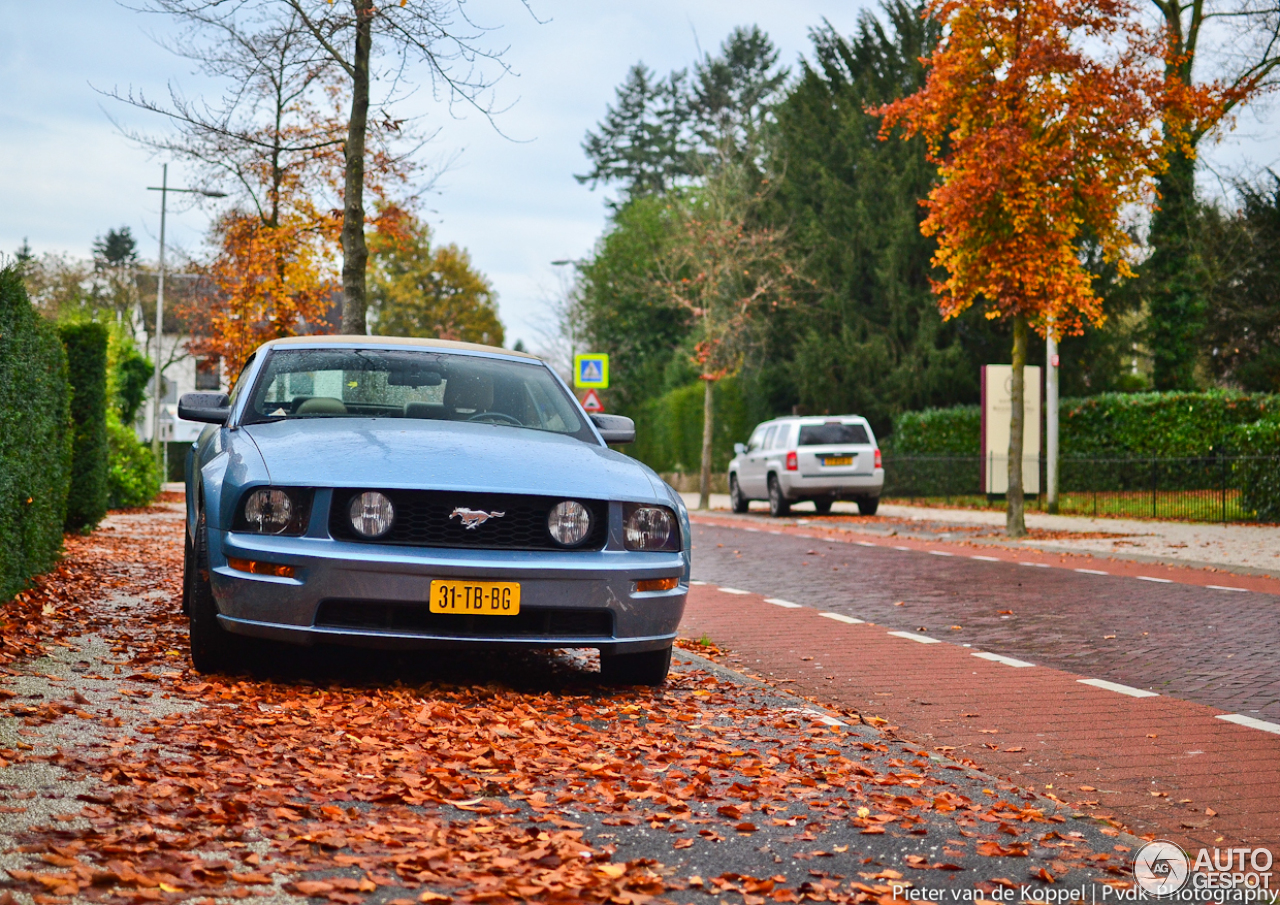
<box><xmin>208</xmin><ymin>530</ymin><xmax>687</xmax><ymax>654</ymax></box>
<box><xmin>779</xmin><ymin>469</ymin><xmax>884</xmax><ymax>498</ymax></box>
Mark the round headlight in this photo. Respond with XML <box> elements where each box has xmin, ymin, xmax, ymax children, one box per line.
<box><xmin>244</xmin><ymin>488</ymin><xmax>295</xmax><ymax>534</ymax></box>
<box><xmin>547</xmin><ymin>500</ymin><xmax>591</xmax><ymax>547</ymax></box>
<box><xmin>349</xmin><ymin>491</ymin><xmax>394</xmax><ymax>538</ymax></box>
<box><xmin>625</xmin><ymin>506</ymin><xmax>674</xmax><ymax>551</ymax></box>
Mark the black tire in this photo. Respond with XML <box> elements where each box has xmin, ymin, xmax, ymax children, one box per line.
<box><xmin>812</xmin><ymin>496</ymin><xmax>834</xmax><ymax>515</ymax></box>
<box><xmin>187</xmin><ymin>510</ymin><xmax>239</xmax><ymax>674</ymax></box>
<box><xmin>181</xmin><ymin>527</ymin><xmax>193</xmax><ymax>615</ymax></box>
<box><xmin>599</xmin><ymin>645</ymin><xmax>672</xmax><ymax>686</ymax></box>
<box><xmin>729</xmin><ymin>475</ymin><xmax>749</xmax><ymax>513</ymax></box>
<box><xmin>856</xmin><ymin>496</ymin><xmax>880</xmax><ymax>516</ymax></box>
<box><xmin>767</xmin><ymin>475</ymin><xmax>790</xmax><ymax>517</ymax></box>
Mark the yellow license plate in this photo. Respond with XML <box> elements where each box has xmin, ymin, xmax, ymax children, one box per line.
<box><xmin>824</xmin><ymin>456</ymin><xmax>853</xmax><ymax>466</ymax></box>
<box><xmin>429</xmin><ymin>580</ymin><xmax>521</xmax><ymax>615</ymax></box>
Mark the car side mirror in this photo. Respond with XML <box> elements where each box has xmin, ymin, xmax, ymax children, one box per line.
<box><xmin>590</xmin><ymin>413</ymin><xmax>635</xmax><ymax>444</ymax></box>
<box><xmin>178</xmin><ymin>392</ymin><xmax>231</xmax><ymax>424</ymax></box>
<box><xmin>734</xmin><ymin>442</ymin><xmax>747</xmax><ymax>455</ymax></box>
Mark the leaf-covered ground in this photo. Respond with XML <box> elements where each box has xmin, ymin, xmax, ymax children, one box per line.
<box><xmin>0</xmin><ymin>501</ymin><xmax>1137</xmax><ymax>904</ymax></box>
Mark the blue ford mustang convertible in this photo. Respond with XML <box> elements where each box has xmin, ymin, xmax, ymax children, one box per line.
<box><xmin>179</xmin><ymin>336</ymin><xmax>690</xmax><ymax>685</ymax></box>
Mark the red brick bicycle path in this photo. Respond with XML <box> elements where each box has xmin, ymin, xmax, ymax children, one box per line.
<box><xmin>680</xmin><ymin>517</ymin><xmax>1280</xmax><ymax>858</ymax></box>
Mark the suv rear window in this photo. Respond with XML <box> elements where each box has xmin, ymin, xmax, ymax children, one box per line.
<box><xmin>798</xmin><ymin>423</ymin><xmax>870</xmax><ymax>446</ymax></box>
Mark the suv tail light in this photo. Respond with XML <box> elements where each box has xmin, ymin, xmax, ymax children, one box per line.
<box><xmin>785</xmin><ymin>451</ymin><xmax>798</xmax><ymax>471</ymax></box>
<box><xmin>874</xmin><ymin>448</ymin><xmax>882</xmax><ymax>468</ymax></box>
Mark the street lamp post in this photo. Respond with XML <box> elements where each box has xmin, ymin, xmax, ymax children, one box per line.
<box><xmin>146</xmin><ymin>164</ymin><xmax>225</xmax><ymax>463</ymax></box>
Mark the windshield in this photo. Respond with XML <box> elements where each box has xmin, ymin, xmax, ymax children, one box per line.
<box><xmin>798</xmin><ymin>422</ymin><xmax>871</xmax><ymax>446</ymax></box>
<box><xmin>243</xmin><ymin>348</ymin><xmax>593</xmax><ymax>441</ymax></box>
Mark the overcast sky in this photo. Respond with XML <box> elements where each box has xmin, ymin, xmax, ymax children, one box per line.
<box><xmin>2</xmin><ymin>1</ymin><xmax>1277</xmax><ymax>351</ymax></box>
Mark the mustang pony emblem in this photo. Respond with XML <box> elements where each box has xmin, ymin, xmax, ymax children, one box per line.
<box><xmin>449</xmin><ymin>507</ymin><xmax>506</xmax><ymax>529</ymax></box>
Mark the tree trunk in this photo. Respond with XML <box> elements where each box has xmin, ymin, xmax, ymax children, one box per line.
<box><xmin>340</xmin><ymin>0</ymin><xmax>373</xmax><ymax>335</ymax></box>
<box><xmin>1006</xmin><ymin>314</ymin><xmax>1027</xmax><ymax>538</ymax></box>
<box><xmin>699</xmin><ymin>377</ymin><xmax>714</xmax><ymax>511</ymax></box>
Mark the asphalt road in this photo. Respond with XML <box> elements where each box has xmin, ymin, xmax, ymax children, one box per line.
<box><xmin>689</xmin><ymin>519</ymin><xmax>1280</xmax><ymax>721</ymax></box>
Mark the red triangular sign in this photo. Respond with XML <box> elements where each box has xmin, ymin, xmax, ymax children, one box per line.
<box><xmin>581</xmin><ymin>388</ymin><xmax>604</xmax><ymax>412</ymax></box>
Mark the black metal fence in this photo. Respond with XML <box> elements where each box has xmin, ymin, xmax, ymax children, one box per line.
<box><xmin>882</xmin><ymin>454</ymin><xmax>1280</xmax><ymax>523</ymax></box>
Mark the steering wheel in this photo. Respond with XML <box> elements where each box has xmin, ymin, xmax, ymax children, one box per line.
<box><xmin>466</xmin><ymin>411</ymin><xmax>523</xmax><ymax>426</ymax></box>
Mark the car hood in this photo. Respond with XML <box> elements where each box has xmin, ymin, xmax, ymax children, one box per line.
<box><xmin>240</xmin><ymin>418</ymin><xmax>666</xmax><ymax>502</ymax></box>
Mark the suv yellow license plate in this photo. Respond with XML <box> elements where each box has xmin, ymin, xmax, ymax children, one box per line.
<box><xmin>429</xmin><ymin>580</ymin><xmax>521</xmax><ymax>615</ymax></box>
<box><xmin>823</xmin><ymin>456</ymin><xmax>853</xmax><ymax>466</ymax></box>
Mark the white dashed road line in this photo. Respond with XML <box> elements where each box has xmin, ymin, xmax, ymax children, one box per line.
<box><xmin>929</xmin><ymin>550</ymin><xmax>954</xmax><ymax>557</ymax></box>
<box><xmin>856</xmin><ymin>541</ymin><xmax>876</xmax><ymax>547</ymax></box>
<box><xmin>689</xmin><ymin>580</ymin><xmax>708</xmax><ymax>586</ymax></box>
<box><xmin>888</xmin><ymin>630</ymin><xmax>942</xmax><ymax>644</ymax></box>
<box><xmin>764</xmin><ymin>598</ymin><xmax>803</xmax><ymax>609</ymax></box>
<box><xmin>971</xmin><ymin>555</ymin><xmax>1000</xmax><ymax>562</ymax></box>
<box><xmin>972</xmin><ymin>651</ymin><xmax>1035</xmax><ymax>668</ymax></box>
<box><xmin>819</xmin><ymin>612</ymin><xmax>864</xmax><ymax>624</ymax></box>
<box><xmin>1208</xmin><ymin>585</ymin><xmax>1248</xmax><ymax>592</ymax></box>
<box><xmin>893</xmin><ymin>546</ymin><xmax>910</xmax><ymax>551</ymax></box>
<box><xmin>1078</xmin><ymin>678</ymin><xmax>1158</xmax><ymax>698</ymax></box>
<box><xmin>1074</xmin><ymin>568</ymin><xmax>1108</xmax><ymax>575</ymax></box>
<box><xmin>1020</xmin><ymin>562</ymin><xmax>1051</xmax><ymax>568</ymax></box>
<box><xmin>718</xmin><ymin>587</ymin><xmax>751</xmax><ymax>595</ymax></box>
<box><xmin>1137</xmin><ymin>576</ymin><xmax>1173</xmax><ymax>583</ymax></box>
<box><xmin>1217</xmin><ymin>714</ymin><xmax>1280</xmax><ymax>735</ymax></box>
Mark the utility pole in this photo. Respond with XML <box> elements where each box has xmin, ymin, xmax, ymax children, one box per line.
<box><xmin>1046</xmin><ymin>330</ymin><xmax>1059</xmax><ymax>513</ymax></box>
<box><xmin>146</xmin><ymin>165</ymin><xmax>226</xmax><ymax>462</ymax></box>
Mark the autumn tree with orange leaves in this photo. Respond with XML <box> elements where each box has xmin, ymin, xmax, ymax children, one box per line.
<box><xmin>876</xmin><ymin>0</ymin><xmax>1202</xmax><ymax>537</ymax></box>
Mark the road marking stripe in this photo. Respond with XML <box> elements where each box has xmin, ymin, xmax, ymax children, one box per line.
<box><xmin>893</xmin><ymin>545</ymin><xmax>910</xmax><ymax>551</ymax></box>
<box><xmin>819</xmin><ymin>612</ymin><xmax>863</xmax><ymax>624</ymax></box>
<box><xmin>767</xmin><ymin>530</ymin><xmax>783</xmax><ymax>535</ymax></box>
<box><xmin>1207</xmin><ymin>585</ymin><xmax>1248</xmax><ymax>592</ymax></box>
<box><xmin>972</xmin><ymin>651</ymin><xmax>1035</xmax><ymax>668</ymax></box>
<box><xmin>971</xmin><ymin>555</ymin><xmax>1000</xmax><ymax>562</ymax></box>
<box><xmin>1217</xmin><ymin>714</ymin><xmax>1280</xmax><ymax>735</ymax></box>
<box><xmin>856</xmin><ymin>541</ymin><xmax>876</xmax><ymax>547</ymax></box>
<box><xmin>784</xmin><ymin>707</ymin><xmax>847</xmax><ymax>728</ymax></box>
<box><xmin>929</xmin><ymin>550</ymin><xmax>955</xmax><ymax>557</ymax></box>
<box><xmin>888</xmin><ymin>630</ymin><xmax>941</xmax><ymax>644</ymax></box>
<box><xmin>1020</xmin><ymin>562</ymin><xmax>1051</xmax><ymax>568</ymax></box>
<box><xmin>1137</xmin><ymin>576</ymin><xmax>1173</xmax><ymax>583</ymax></box>
<box><xmin>1078</xmin><ymin>678</ymin><xmax>1158</xmax><ymax>698</ymax></box>
<box><xmin>764</xmin><ymin>598</ymin><xmax>803</xmax><ymax>609</ymax></box>
<box><xmin>1074</xmin><ymin>568</ymin><xmax>1108</xmax><ymax>575</ymax></box>
<box><xmin>718</xmin><ymin>587</ymin><xmax>750</xmax><ymax>595</ymax></box>
<box><xmin>689</xmin><ymin>580</ymin><xmax>708</xmax><ymax>586</ymax></box>
<box><xmin>741</xmin><ymin>527</ymin><xmax>761</xmax><ymax>533</ymax></box>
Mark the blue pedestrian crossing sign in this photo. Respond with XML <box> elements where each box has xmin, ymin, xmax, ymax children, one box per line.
<box><xmin>574</xmin><ymin>354</ymin><xmax>609</xmax><ymax>389</ymax></box>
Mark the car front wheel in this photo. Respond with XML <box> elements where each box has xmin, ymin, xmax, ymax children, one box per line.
<box><xmin>729</xmin><ymin>475</ymin><xmax>749</xmax><ymax>513</ymax></box>
<box><xmin>768</xmin><ymin>475</ymin><xmax>791</xmax><ymax>517</ymax></box>
<box><xmin>187</xmin><ymin>511</ymin><xmax>240</xmax><ymax>674</ymax></box>
<box><xmin>599</xmin><ymin>645</ymin><xmax>672</xmax><ymax>686</ymax></box>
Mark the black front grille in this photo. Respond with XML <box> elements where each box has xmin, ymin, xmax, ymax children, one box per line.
<box><xmin>315</xmin><ymin>600</ymin><xmax>614</xmax><ymax>638</ymax></box>
<box><xmin>329</xmin><ymin>490</ymin><xmax>609</xmax><ymax>551</ymax></box>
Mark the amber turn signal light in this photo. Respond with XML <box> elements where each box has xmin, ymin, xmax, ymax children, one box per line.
<box><xmin>635</xmin><ymin>576</ymin><xmax>679</xmax><ymax>592</ymax></box>
<box><xmin>227</xmin><ymin>557</ymin><xmax>295</xmax><ymax>578</ymax></box>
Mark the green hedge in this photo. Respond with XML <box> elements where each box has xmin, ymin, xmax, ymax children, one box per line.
<box><xmin>628</xmin><ymin>377</ymin><xmax>752</xmax><ymax>474</ymax></box>
<box><xmin>107</xmin><ymin>414</ymin><xmax>161</xmax><ymax>508</ymax></box>
<box><xmin>59</xmin><ymin>322</ymin><xmax>110</xmax><ymax>532</ymax></box>
<box><xmin>0</xmin><ymin>265</ymin><xmax>72</xmax><ymax>602</ymax></box>
<box><xmin>1230</xmin><ymin>417</ymin><xmax>1280</xmax><ymax>521</ymax></box>
<box><xmin>883</xmin><ymin>405</ymin><xmax>980</xmax><ymax>455</ymax></box>
<box><xmin>885</xmin><ymin>391</ymin><xmax>1280</xmax><ymax>458</ymax></box>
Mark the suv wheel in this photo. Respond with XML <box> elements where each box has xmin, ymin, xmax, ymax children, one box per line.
<box><xmin>599</xmin><ymin>645</ymin><xmax>672</xmax><ymax>686</ymax></box>
<box><xmin>856</xmin><ymin>496</ymin><xmax>880</xmax><ymax>516</ymax></box>
<box><xmin>813</xmin><ymin>495</ymin><xmax>834</xmax><ymax>515</ymax></box>
<box><xmin>729</xmin><ymin>475</ymin><xmax>749</xmax><ymax>513</ymax></box>
<box><xmin>768</xmin><ymin>475</ymin><xmax>791</xmax><ymax>517</ymax></box>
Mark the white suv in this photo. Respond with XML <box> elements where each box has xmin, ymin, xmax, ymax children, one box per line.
<box><xmin>728</xmin><ymin>415</ymin><xmax>884</xmax><ymax>517</ymax></box>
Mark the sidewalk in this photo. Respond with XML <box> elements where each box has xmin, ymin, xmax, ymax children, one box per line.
<box><xmin>680</xmin><ymin>492</ymin><xmax>1280</xmax><ymax>578</ymax></box>
<box><xmin>679</xmin><ymin>583</ymin><xmax>1280</xmax><ymax>858</ymax></box>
